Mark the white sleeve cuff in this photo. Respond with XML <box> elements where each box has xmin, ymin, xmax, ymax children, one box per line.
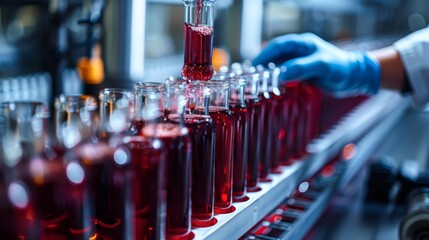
<box><xmin>394</xmin><ymin>28</ymin><xmax>429</xmax><ymax>106</ymax></box>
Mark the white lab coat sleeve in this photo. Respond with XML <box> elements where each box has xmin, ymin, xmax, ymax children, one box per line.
<box><xmin>394</xmin><ymin>28</ymin><xmax>429</xmax><ymax>106</ymax></box>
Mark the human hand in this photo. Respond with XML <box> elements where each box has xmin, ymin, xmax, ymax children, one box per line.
<box><xmin>253</xmin><ymin>33</ymin><xmax>381</xmax><ymax>96</ymax></box>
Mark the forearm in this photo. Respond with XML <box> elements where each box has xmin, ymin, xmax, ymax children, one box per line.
<box><xmin>370</xmin><ymin>47</ymin><xmax>408</xmax><ymax>91</ymax></box>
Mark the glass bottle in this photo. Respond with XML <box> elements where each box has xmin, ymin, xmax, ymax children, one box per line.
<box><xmin>121</xmin><ymin>91</ymin><xmax>167</xmax><ymax>240</ymax></box>
<box><xmin>300</xmin><ymin>82</ymin><xmax>322</xmax><ymax>152</ymax></box>
<box><xmin>241</xmin><ymin>67</ymin><xmax>263</xmax><ymax>192</ymax></box>
<box><xmin>182</xmin><ymin>0</ymin><xmax>216</xmax><ymax>80</ymax></box>
<box><xmin>129</xmin><ymin>82</ymin><xmax>166</xmax><ymax>136</ymax></box>
<box><xmin>167</xmin><ymin>78</ymin><xmax>217</xmax><ymax>227</ymax></box>
<box><xmin>267</xmin><ymin>65</ymin><xmax>285</xmax><ymax>173</ymax></box>
<box><xmin>141</xmin><ymin>83</ymin><xmax>192</xmax><ymax>239</ymax></box>
<box><xmin>55</xmin><ymin>95</ymin><xmax>98</xmax><ymax>239</ymax></box>
<box><xmin>206</xmin><ymin>79</ymin><xmax>235</xmax><ymax>213</ymax></box>
<box><xmin>225</xmin><ymin>74</ymin><xmax>249</xmax><ymax>201</ymax></box>
<box><xmin>98</xmin><ymin>88</ymin><xmax>134</xmax><ymax>141</ymax></box>
<box><xmin>258</xmin><ymin>69</ymin><xmax>274</xmax><ymax>182</ymax></box>
<box><xmin>282</xmin><ymin>81</ymin><xmax>301</xmax><ymax>164</ymax></box>
<box><xmin>56</xmin><ymin>94</ymin><xmax>132</xmax><ymax>239</ymax></box>
<box><xmin>1</xmin><ymin>101</ymin><xmax>68</xmax><ymax>239</ymax></box>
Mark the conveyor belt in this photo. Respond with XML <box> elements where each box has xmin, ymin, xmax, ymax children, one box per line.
<box><xmin>192</xmin><ymin>90</ymin><xmax>410</xmax><ymax>240</ymax></box>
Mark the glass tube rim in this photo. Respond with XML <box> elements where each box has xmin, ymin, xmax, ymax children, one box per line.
<box><xmin>134</xmin><ymin>82</ymin><xmax>166</xmax><ymax>95</ymax></box>
<box><xmin>99</xmin><ymin>88</ymin><xmax>134</xmax><ymax>102</ymax></box>
<box><xmin>56</xmin><ymin>94</ymin><xmax>98</xmax><ymax>113</ymax></box>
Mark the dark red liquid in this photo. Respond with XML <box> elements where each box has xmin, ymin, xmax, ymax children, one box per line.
<box><xmin>182</xmin><ymin>23</ymin><xmax>214</xmax><ymax>81</ymax></box>
<box><xmin>269</xmin><ymin>87</ymin><xmax>288</xmax><ymax>173</ymax></box>
<box><xmin>318</xmin><ymin>94</ymin><xmax>369</xmax><ymax>135</ymax></box>
<box><xmin>127</xmin><ymin>119</ymin><xmax>145</xmax><ymax>136</ymax></box>
<box><xmin>229</xmin><ymin>102</ymin><xmax>249</xmax><ymax>200</ymax></box>
<box><xmin>170</xmin><ymin>114</ymin><xmax>216</xmax><ymax>225</ymax></box>
<box><xmin>125</xmin><ymin>135</ymin><xmax>167</xmax><ymax>240</ymax></box>
<box><xmin>3</xmin><ymin>142</ymin><xmax>70</xmax><ymax>239</ymax></box>
<box><xmin>6</xmin><ymin>192</ymin><xmax>41</xmax><ymax>239</ymax></box>
<box><xmin>280</xmin><ymin>81</ymin><xmax>300</xmax><ymax>164</ymax></box>
<box><xmin>127</xmin><ymin>117</ymin><xmax>164</xmax><ymax>136</ymax></box>
<box><xmin>296</xmin><ymin>83</ymin><xmax>309</xmax><ymax>158</ymax></box>
<box><xmin>302</xmin><ymin>83</ymin><xmax>322</xmax><ymax>146</ymax></box>
<box><xmin>0</xmin><ymin>169</ymin><xmax>42</xmax><ymax>239</ymax></box>
<box><xmin>65</xmin><ymin>158</ymin><xmax>97</xmax><ymax>239</ymax></box>
<box><xmin>142</xmin><ymin>123</ymin><xmax>192</xmax><ymax>238</ymax></box>
<box><xmin>0</xmin><ymin>180</ymin><xmax>21</xmax><ymax>239</ymax></box>
<box><xmin>259</xmin><ymin>92</ymin><xmax>273</xmax><ymax>182</ymax></box>
<box><xmin>67</xmin><ymin>142</ymin><xmax>131</xmax><ymax>239</ymax></box>
<box><xmin>32</xmin><ymin>158</ymin><xmax>69</xmax><ymax>239</ymax></box>
<box><xmin>209</xmin><ymin>107</ymin><xmax>234</xmax><ymax>210</ymax></box>
<box><xmin>245</xmin><ymin>97</ymin><xmax>262</xmax><ymax>191</ymax></box>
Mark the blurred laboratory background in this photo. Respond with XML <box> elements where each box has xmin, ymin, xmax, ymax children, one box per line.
<box><xmin>0</xmin><ymin>0</ymin><xmax>428</xmax><ymax>103</ymax></box>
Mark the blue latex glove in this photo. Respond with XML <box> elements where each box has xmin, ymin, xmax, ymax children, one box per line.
<box><xmin>253</xmin><ymin>33</ymin><xmax>381</xmax><ymax>96</ymax></box>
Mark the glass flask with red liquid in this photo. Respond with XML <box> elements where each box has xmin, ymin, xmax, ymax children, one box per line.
<box><xmin>57</xmin><ymin>94</ymin><xmax>134</xmax><ymax>239</ymax></box>
<box><xmin>281</xmin><ymin>81</ymin><xmax>301</xmax><ymax>165</ymax></box>
<box><xmin>143</xmin><ymin>124</ymin><xmax>192</xmax><ymax>240</ymax></box>
<box><xmin>257</xmin><ymin>69</ymin><xmax>274</xmax><ymax>182</ymax></box>
<box><xmin>300</xmin><ymin>82</ymin><xmax>322</xmax><ymax>149</ymax></box>
<box><xmin>1</xmin><ymin>101</ymin><xmax>68</xmax><ymax>239</ymax></box>
<box><xmin>55</xmin><ymin>95</ymin><xmax>95</xmax><ymax>239</ymax></box>
<box><xmin>128</xmin><ymin>82</ymin><xmax>166</xmax><ymax>136</ymax></box>
<box><xmin>122</xmin><ymin>133</ymin><xmax>166</xmax><ymax>240</ymax></box>
<box><xmin>0</xmin><ymin>163</ymin><xmax>20</xmax><ymax>239</ymax></box>
<box><xmin>140</xmin><ymin>91</ymin><xmax>192</xmax><ymax>239</ymax></box>
<box><xmin>267</xmin><ymin>66</ymin><xmax>287</xmax><ymax>173</ymax></box>
<box><xmin>241</xmin><ymin>66</ymin><xmax>263</xmax><ymax>192</ymax></box>
<box><xmin>167</xmin><ymin>79</ymin><xmax>217</xmax><ymax>228</ymax></box>
<box><xmin>297</xmin><ymin>82</ymin><xmax>311</xmax><ymax>160</ymax></box>
<box><xmin>134</xmin><ymin>86</ymin><xmax>193</xmax><ymax>239</ymax></box>
<box><xmin>227</xmin><ymin>75</ymin><xmax>249</xmax><ymax>201</ymax></box>
<box><xmin>123</xmin><ymin>86</ymin><xmax>169</xmax><ymax>240</ymax></box>
<box><xmin>99</xmin><ymin>89</ymin><xmax>143</xmax><ymax>239</ymax></box>
<box><xmin>206</xmin><ymin>80</ymin><xmax>236</xmax><ymax>214</ymax></box>
<box><xmin>182</xmin><ymin>0</ymin><xmax>216</xmax><ymax>80</ymax></box>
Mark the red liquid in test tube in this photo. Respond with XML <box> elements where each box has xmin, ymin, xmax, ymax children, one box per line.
<box><xmin>167</xmin><ymin>79</ymin><xmax>217</xmax><ymax>227</ymax></box>
<box><xmin>67</xmin><ymin>142</ymin><xmax>132</xmax><ymax>239</ymax></box>
<box><xmin>245</xmin><ymin>97</ymin><xmax>263</xmax><ymax>191</ymax></box>
<box><xmin>182</xmin><ymin>23</ymin><xmax>214</xmax><ymax>81</ymax></box>
<box><xmin>259</xmin><ymin>92</ymin><xmax>273</xmax><ymax>182</ymax></box>
<box><xmin>5</xmin><ymin>152</ymin><xmax>69</xmax><ymax>239</ymax></box>
<box><xmin>269</xmin><ymin>87</ymin><xmax>288</xmax><ymax>173</ymax></box>
<box><xmin>226</xmin><ymin>76</ymin><xmax>249</xmax><ymax>202</ymax></box>
<box><xmin>303</xmin><ymin>83</ymin><xmax>322</xmax><ymax>145</ymax></box>
<box><xmin>230</xmin><ymin>102</ymin><xmax>249</xmax><ymax>200</ymax></box>
<box><xmin>180</xmin><ymin>115</ymin><xmax>217</xmax><ymax>227</ymax></box>
<box><xmin>142</xmin><ymin>123</ymin><xmax>192</xmax><ymax>239</ymax></box>
<box><xmin>297</xmin><ymin>82</ymin><xmax>310</xmax><ymax>157</ymax></box>
<box><xmin>124</xmin><ymin>135</ymin><xmax>167</xmax><ymax>240</ymax></box>
<box><xmin>209</xmin><ymin>107</ymin><xmax>235</xmax><ymax>213</ymax></box>
<box><xmin>280</xmin><ymin>81</ymin><xmax>300</xmax><ymax>165</ymax></box>
<box><xmin>182</xmin><ymin>0</ymin><xmax>215</xmax><ymax>81</ymax></box>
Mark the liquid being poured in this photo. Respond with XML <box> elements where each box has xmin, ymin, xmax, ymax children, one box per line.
<box><xmin>196</xmin><ymin>0</ymin><xmax>202</xmax><ymax>25</ymax></box>
<box><xmin>182</xmin><ymin>0</ymin><xmax>214</xmax><ymax>81</ymax></box>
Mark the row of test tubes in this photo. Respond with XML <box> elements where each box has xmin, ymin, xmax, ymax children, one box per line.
<box><xmin>0</xmin><ymin>62</ymin><xmax>369</xmax><ymax>239</ymax></box>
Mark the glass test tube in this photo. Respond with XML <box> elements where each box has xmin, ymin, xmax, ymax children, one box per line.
<box><xmin>182</xmin><ymin>0</ymin><xmax>216</xmax><ymax>80</ymax></box>
<box><xmin>206</xmin><ymin>79</ymin><xmax>235</xmax><ymax>213</ymax></box>
<box><xmin>167</xmin><ymin>79</ymin><xmax>217</xmax><ymax>228</ymax></box>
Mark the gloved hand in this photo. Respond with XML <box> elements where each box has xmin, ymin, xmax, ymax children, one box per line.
<box><xmin>253</xmin><ymin>33</ymin><xmax>381</xmax><ymax>96</ymax></box>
